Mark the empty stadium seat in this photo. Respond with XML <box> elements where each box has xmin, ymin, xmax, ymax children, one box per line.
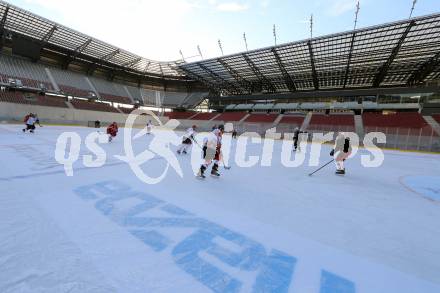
<box><xmin>70</xmin><ymin>99</ymin><xmax>119</xmax><ymax>113</ymax></box>
<box><xmin>273</xmin><ymin>103</ymin><xmax>298</xmax><ymax>110</ymax></box>
<box><xmin>181</xmin><ymin>92</ymin><xmax>208</xmax><ymax>108</ymax></box>
<box><xmin>162</xmin><ymin>91</ymin><xmax>188</xmax><ymax>106</ymax></box>
<box><xmin>363</xmin><ymin>112</ymin><xmax>435</xmax><ymax>136</ymax></box>
<box><xmin>308</xmin><ymin>113</ymin><xmax>355</xmax><ymax>132</ymax></box>
<box><xmin>0</xmin><ymin>54</ymin><xmax>54</xmax><ymax>90</ymax></box>
<box><xmin>99</xmin><ymin>93</ymin><xmax>132</xmax><ymax>104</ymax></box>
<box><xmin>164</xmin><ymin>112</ymin><xmax>196</xmax><ymax>119</ymax></box>
<box><xmin>244</xmin><ymin>113</ymin><xmax>279</xmax><ymax>123</ymax></box>
<box><xmin>234</xmin><ymin>104</ymin><xmax>254</xmax><ymax>110</ymax></box>
<box><xmin>213</xmin><ymin>112</ymin><xmax>247</xmax><ymax>122</ymax></box>
<box><xmin>118</xmin><ymin>107</ymin><xmax>135</xmax><ymax>114</ymax></box>
<box><xmin>253</xmin><ymin>103</ymin><xmax>274</xmax><ymax>110</ymax></box>
<box><xmin>51</xmin><ymin>68</ymin><xmax>94</xmax><ymax>97</ymax></box>
<box><xmin>90</xmin><ymin>77</ymin><xmax>132</xmax><ymax>104</ymax></box>
<box><xmin>278</xmin><ymin>115</ymin><xmax>305</xmax><ymax>125</ymax></box>
<box><xmin>0</xmin><ymin>91</ymin><xmax>67</xmax><ymax>108</ymax></box>
<box><xmin>190</xmin><ymin>112</ymin><xmax>219</xmax><ymax>120</ymax></box>
<box><xmin>431</xmin><ymin>114</ymin><xmax>440</xmax><ymax>124</ymax></box>
<box><xmin>124</xmin><ymin>85</ymin><xmax>141</xmax><ymax>102</ymax></box>
<box><xmin>0</xmin><ymin>91</ymin><xmax>28</xmax><ymax>104</ymax></box>
<box><xmin>59</xmin><ymin>85</ymin><xmax>93</xmax><ymax>98</ymax></box>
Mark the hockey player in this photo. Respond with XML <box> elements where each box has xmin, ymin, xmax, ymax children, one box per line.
<box><xmin>292</xmin><ymin>127</ymin><xmax>307</xmax><ymax>152</ymax></box>
<box><xmin>197</xmin><ymin>125</ymin><xmax>224</xmax><ymax>178</ymax></box>
<box><xmin>106</xmin><ymin>122</ymin><xmax>119</xmax><ymax>142</ymax></box>
<box><xmin>22</xmin><ymin>113</ymin><xmax>36</xmax><ymax>133</ymax></box>
<box><xmin>330</xmin><ymin>132</ymin><xmax>352</xmax><ymax>175</ymax></box>
<box><xmin>177</xmin><ymin>125</ymin><xmax>197</xmax><ymax>154</ymax></box>
<box><xmin>232</xmin><ymin>129</ymin><xmax>237</xmax><ymax>139</ymax></box>
<box><xmin>146</xmin><ymin>120</ymin><xmax>153</xmax><ymax>135</ymax></box>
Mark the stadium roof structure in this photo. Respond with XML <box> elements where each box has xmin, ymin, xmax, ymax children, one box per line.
<box><xmin>179</xmin><ymin>13</ymin><xmax>440</xmax><ymax>96</ymax></box>
<box><xmin>0</xmin><ymin>1</ymin><xmax>184</xmax><ymax>78</ymax></box>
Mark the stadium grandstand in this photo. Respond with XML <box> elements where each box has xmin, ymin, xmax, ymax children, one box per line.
<box><xmin>0</xmin><ymin>1</ymin><xmax>439</xmax><ymax>151</ymax></box>
<box><xmin>2</xmin><ymin>1</ymin><xmax>440</xmax><ymax>292</ymax></box>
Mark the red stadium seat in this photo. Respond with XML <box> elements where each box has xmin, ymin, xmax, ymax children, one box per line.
<box><xmin>0</xmin><ymin>91</ymin><xmax>67</xmax><ymax>108</ymax></box>
<box><xmin>190</xmin><ymin>112</ymin><xmax>219</xmax><ymax>120</ymax></box>
<box><xmin>59</xmin><ymin>85</ymin><xmax>92</xmax><ymax>98</ymax></box>
<box><xmin>244</xmin><ymin>113</ymin><xmax>279</xmax><ymax>123</ymax></box>
<box><xmin>99</xmin><ymin>93</ymin><xmax>132</xmax><ymax>104</ymax></box>
<box><xmin>278</xmin><ymin>115</ymin><xmax>305</xmax><ymax>125</ymax></box>
<box><xmin>363</xmin><ymin>112</ymin><xmax>436</xmax><ymax>136</ymax></box>
<box><xmin>308</xmin><ymin>113</ymin><xmax>355</xmax><ymax>132</ymax></box>
<box><xmin>164</xmin><ymin>112</ymin><xmax>196</xmax><ymax>119</ymax></box>
<box><xmin>213</xmin><ymin>112</ymin><xmax>247</xmax><ymax>122</ymax></box>
<box><xmin>70</xmin><ymin>99</ymin><xmax>119</xmax><ymax>112</ymax></box>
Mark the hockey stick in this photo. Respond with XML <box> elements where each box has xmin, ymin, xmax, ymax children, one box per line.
<box><xmin>308</xmin><ymin>159</ymin><xmax>334</xmax><ymax>176</ymax></box>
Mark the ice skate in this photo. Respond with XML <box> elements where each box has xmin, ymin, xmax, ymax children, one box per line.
<box><xmin>335</xmin><ymin>169</ymin><xmax>345</xmax><ymax>175</ymax></box>
<box><xmin>196</xmin><ymin>166</ymin><xmax>206</xmax><ymax>179</ymax></box>
<box><xmin>211</xmin><ymin>169</ymin><xmax>220</xmax><ymax>177</ymax></box>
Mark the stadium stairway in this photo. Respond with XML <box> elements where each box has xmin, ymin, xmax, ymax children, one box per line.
<box><xmin>85</xmin><ymin>77</ymin><xmax>100</xmax><ymax>99</ymax></box>
<box><xmin>301</xmin><ymin>112</ymin><xmax>313</xmax><ymax>130</ymax></box>
<box><xmin>209</xmin><ymin>113</ymin><xmax>222</xmax><ymax>121</ymax></box>
<box><xmin>188</xmin><ymin>112</ymin><xmax>200</xmax><ymax>120</ymax></box>
<box><xmin>273</xmin><ymin>114</ymin><xmax>284</xmax><ymax>127</ymax></box>
<box><xmin>45</xmin><ymin>68</ymin><xmax>59</xmax><ymax>91</ymax></box>
<box><xmin>354</xmin><ymin>115</ymin><xmax>364</xmax><ymax>137</ymax></box>
<box><xmin>239</xmin><ymin>113</ymin><xmax>251</xmax><ymax>124</ymax></box>
<box><xmin>423</xmin><ymin>116</ymin><xmax>440</xmax><ymax>136</ymax></box>
<box><xmin>123</xmin><ymin>86</ymin><xmax>135</xmax><ymax>103</ymax></box>
<box><xmin>65</xmin><ymin>100</ymin><xmax>74</xmax><ymax>109</ymax></box>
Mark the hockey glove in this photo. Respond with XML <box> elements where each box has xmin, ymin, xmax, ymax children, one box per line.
<box><xmin>330</xmin><ymin>149</ymin><xmax>335</xmax><ymax>156</ymax></box>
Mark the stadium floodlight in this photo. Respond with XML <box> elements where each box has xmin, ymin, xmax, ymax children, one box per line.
<box><xmin>197</xmin><ymin>45</ymin><xmax>203</xmax><ymax>60</ymax></box>
<box><xmin>273</xmin><ymin>24</ymin><xmax>277</xmax><ymax>46</ymax></box>
<box><xmin>310</xmin><ymin>14</ymin><xmax>313</xmax><ymax>39</ymax></box>
<box><xmin>218</xmin><ymin>39</ymin><xmax>224</xmax><ymax>56</ymax></box>
<box><xmin>179</xmin><ymin>50</ymin><xmax>186</xmax><ymax>62</ymax></box>
<box><xmin>243</xmin><ymin>32</ymin><xmax>248</xmax><ymax>51</ymax></box>
<box><xmin>409</xmin><ymin>0</ymin><xmax>417</xmax><ymax>18</ymax></box>
<box><xmin>354</xmin><ymin>1</ymin><xmax>360</xmax><ymax>30</ymax></box>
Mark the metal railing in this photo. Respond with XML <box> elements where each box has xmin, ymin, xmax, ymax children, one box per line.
<box><xmin>175</xmin><ymin>120</ymin><xmax>440</xmax><ymax>152</ymax></box>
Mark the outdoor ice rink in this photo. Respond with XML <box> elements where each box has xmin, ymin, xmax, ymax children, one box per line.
<box><xmin>1</xmin><ymin>124</ymin><xmax>440</xmax><ymax>293</ymax></box>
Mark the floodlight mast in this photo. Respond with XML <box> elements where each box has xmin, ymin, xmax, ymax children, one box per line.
<box><xmin>179</xmin><ymin>49</ymin><xmax>185</xmax><ymax>62</ymax></box>
<box><xmin>310</xmin><ymin>14</ymin><xmax>313</xmax><ymax>39</ymax></box>
<box><xmin>197</xmin><ymin>45</ymin><xmax>203</xmax><ymax>60</ymax></box>
<box><xmin>409</xmin><ymin>0</ymin><xmax>417</xmax><ymax>19</ymax></box>
<box><xmin>354</xmin><ymin>1</ymin><xmax>360</xmax><ymax>30</ymax></box>
<box><xmin>243</xmin><ymin>32</ymin><xmax>248</xmax><ymax>51</ymax></box>
<box><xmin>273</xmin><ymin>24</ymin><xmax>277</xmax><ymax>46</ymax></box>
<box><xmin>218</xmin><ymin>39</ymin><xmax>224</xmax><ymax>56</ymax></box>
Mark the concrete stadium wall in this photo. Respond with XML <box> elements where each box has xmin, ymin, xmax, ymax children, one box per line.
<box><xmin>0</xmin><ymin>102</ymin><xmax>165</xmax><ymax>127</ymax></box>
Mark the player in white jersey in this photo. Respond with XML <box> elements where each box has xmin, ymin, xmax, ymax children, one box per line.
<box><xmin>22</xmin><ymin>114</ymin><xmax>36</xmax><ymax>133</ymax></box>
<box><xmin>197</xmin><ymin>125</ymin><xmax>224</xmax><ymax>178</ymax></box>
<box><xmin>330</xmin><ymin>132</ymin><xmax>352</xmax><ymax>175</ymax></box>
<box><xmin>177</xmin><ymin>125</ymin><xmax>197</xmax><ymax>154</ymax></box>
<box><xmin>146</xmin><ymin>120</ymin><xmax>153</xmax><ymax>135</ymax></box>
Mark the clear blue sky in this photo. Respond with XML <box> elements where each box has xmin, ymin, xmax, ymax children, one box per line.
<box><xmin>9</xmin><ymin>0</ymin><xmax>440</xmax><ymax>61</ymax></box>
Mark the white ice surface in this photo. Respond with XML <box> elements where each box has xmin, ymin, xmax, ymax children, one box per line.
<box><xmin>1</xmin><ymin>124</ymin><xmax>440</xmax><ymax>293</ymax></box>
